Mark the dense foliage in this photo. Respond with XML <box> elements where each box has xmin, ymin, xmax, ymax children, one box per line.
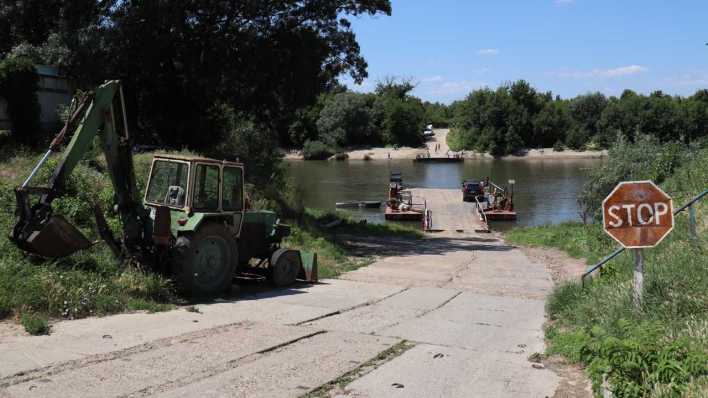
<box><xmin>0</xmin><ymin>0</ymin><xmax>392</xmax><ymax>165</ymax></box>
<box><xmin>448</xmin><ymin>80</ymin><xmax>708</xmax><ymax>155</ymax></box>
<box><xmin>295</xmin><ymin>79</ymin><xmax>428</xmax><ymax>158</ymax></box>
<box><xmin>0</xmin><ymin>56</ymin><xmax>40</xmax><ymax>145</ymax></box>
<box><xmin>577</xmin><ymin>136</ymin><xmax>687</xmax><ymax>221</ymax></box>
<box><xmin>506</xmin><ymin>145</ymin><xmax>708</xmax><ymax>397</ymax></box>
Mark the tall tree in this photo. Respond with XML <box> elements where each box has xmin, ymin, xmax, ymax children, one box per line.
<box><xmin>0</xmin><ymin>0</ymin><xmax>392</xmax><ymax>149</ymax></box>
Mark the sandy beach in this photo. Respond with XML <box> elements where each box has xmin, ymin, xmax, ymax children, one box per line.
<box><xmin>283</xmin><ymin>129</ymin><xmax>608</xmax><ymax>160</ymax></box>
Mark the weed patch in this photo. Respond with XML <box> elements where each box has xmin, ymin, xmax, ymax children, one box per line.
<box><xmin>20</xmin><ymin>313</ymin><xmax>50</xmax><ymax>335</ymax></box>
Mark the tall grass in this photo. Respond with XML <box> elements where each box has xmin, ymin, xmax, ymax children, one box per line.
<box><xmin>506</xmin><ymin>148</ymin><xmax>708</xmax><ymax>397</ymax></box>
<box><xmin>0</xmin><ymin>150</ymin><xmax>182</xmax><ymax>331</ymax></box>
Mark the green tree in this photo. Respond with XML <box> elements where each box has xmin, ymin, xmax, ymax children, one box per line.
<box><xmin>533</xmin><ymin>101</ymin><xmax>571</xmax><ymax>147</ymax></box>
<box><xmin>377</xmin><ymin>95</ymin><xmax>426</xmax><ymax>147</ymax></box>
<box><xmin>568</xmin><ymin>92</ymin><xmax>608</xmax><ymax>146</ymax></box>
<box><xmin>423</xmin><ymin>101</ymin><xmax>451</xmax><ymax>127</ymax></box>
<box><xmin>638</xmin><ymin>91</ymin><xmax>680</xmax><ymax>142</ymax></box>
<box><xmin>0</xmin><ymin>0</ymin><xmax>393</xmax><ymax>152</ymax></box>
<box><xmin>316</xmin><ymin>92</ymin><xmax>379</xmax><ymax>147</ymax></box>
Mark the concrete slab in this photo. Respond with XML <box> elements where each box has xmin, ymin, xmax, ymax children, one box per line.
<box><xmin>3</xmin><ymin>322</ymin><xmax>319</xmax><ymax>398</ymax></box>
<box><xmin>342</xmin><ymin>344</ymin><xmax>559</xmax><ymax>398</ymax></box>
<box><xmin>304</xmin><ymin>287</ymin><xmax>460</xmax><ymax>334</ymax></box>
<box><xmin>376</xmin><ymin>291</ymin><xmax>547</xmax><ymax>354</ymax></box>
<box><xmin>0</xmin><ymin>302</ymin><xmax>325</xmax><ymax>378</ymax></box>
<box><xmin>241</xmin><ymin>279</ymin><xmax>406</xmax><ymax>311</ymax></box>
<box><xmin>0</xmin><ymin>279</ymin><xmax>402</xmax><ymax>378</ymax></box>
<box><xmin>157</xmin><ymin>332</ymin><xmax>399</xmax><ymax>398</ymax></box>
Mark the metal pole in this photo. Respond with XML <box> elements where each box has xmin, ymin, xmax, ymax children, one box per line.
<box><xmin>21</xmin><ymin>149</ymin><xmax>53</xmax><ymax>188</ymax></box>
<box><xmin>688</xmin><ymin>204</ymin><xmax>697</xmax><ymax>243</ymax></box>
<box><xmin>633</xmin><ymin>249</ymin><xmax>644</xmax><ymax>311</ymax></box>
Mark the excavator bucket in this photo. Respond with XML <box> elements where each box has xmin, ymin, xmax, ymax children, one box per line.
<box><xmin>17</xmin><ymin>215</ymin><xmax>92</xmax><ymax>258</ymax></box>
<box><xmin>13</xmin><ymin>188</ymin><xmax>91</xmax><ymax>258</ymax></box>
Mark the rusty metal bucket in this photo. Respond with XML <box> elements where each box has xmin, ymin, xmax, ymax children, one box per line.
<box><xmin>18</xmin><ymin>215</ymin><xmax>91</xmax><ymax>258</ymax></box>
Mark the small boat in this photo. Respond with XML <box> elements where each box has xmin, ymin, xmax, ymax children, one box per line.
<box><xmin>385</xmin><ymin>205</ymin><xmax>424</xmax><ymax>221</ymax></box>
<box><xmin>414</xmin><ymin>154</ymin><xmax>463</xmax><ymax>163</ymax></box>
<box><xmin>384</xmin><ymin>172</ymin><xmax>426</xmax><ymax>221</ymax></box>
<box><xmin>335</xmin><ymin>200</ymin><xmax>382</xmax><ymax>208</ymax></box>
<box><xmin>470</xmin><ymin>177</ymin><xmax>518</xmax><ymax>222</ymax></box>
<box><xmin>485</xmin><ymin>210</ymin><xmax>517</xmax><ymax>221</ymax></box>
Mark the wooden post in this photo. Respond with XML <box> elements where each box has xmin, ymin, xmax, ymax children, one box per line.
<box><xmin>633</xmin><ymin>249</ymin><xmax>644</xmax><ymax>311</ymax></box>
<box><xmin>688</xmin><ymin>203</ymin><xmax>697</xmax><ymax>243</ymax></box>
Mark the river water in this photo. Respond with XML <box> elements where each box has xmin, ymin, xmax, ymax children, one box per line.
<box><xmin>285</xmin><ymin>158</ymin><xmax>603</xmax><ymax>230</ymax></box>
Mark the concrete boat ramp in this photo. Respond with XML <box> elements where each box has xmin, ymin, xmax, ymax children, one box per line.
<box><xmin>0</xmin><ymin>190</ymin><xmax>571</xmax><ymax>398</ymax></box>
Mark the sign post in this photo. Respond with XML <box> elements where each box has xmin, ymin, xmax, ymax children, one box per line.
<box><xmin>602</xmin><ymin>181</ymin><xmax>674</xmax><ymax>310</ymax></box>
<box><xmin>632</xmin><ymin>249</ymin><xmax>643</xmax><ymax>309</ymax></box>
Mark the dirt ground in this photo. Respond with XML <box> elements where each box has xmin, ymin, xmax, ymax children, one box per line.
<box><xmin>283</xmin><ymin>129</ymin><xmax>607</xmax><ymax>161</ymax></box>
<box><xmin>0</xmin><ymin>189</ymin><xmax>593</xmax><ymax>398</ymax></box>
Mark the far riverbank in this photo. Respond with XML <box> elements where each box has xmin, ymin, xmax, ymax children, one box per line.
<box><xmin>283</xmin><ymin>129</ymin><xmax>607</xmax><ymax>161</ymax></box>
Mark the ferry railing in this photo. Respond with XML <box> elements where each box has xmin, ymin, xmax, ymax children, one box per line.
<box><xmin>423</xmin><ymin>208</ymin><xmax>433</xmax><ymax>231</ymax></box>
<box><xmin>474</xmin><ymin>196</ymin><xmax>489</xmax><ymax>229</ymax></box>
<box><xmin>581</xmin><ymin>188</ymin><xmax>707</xmax><ymax>287</ymax></box>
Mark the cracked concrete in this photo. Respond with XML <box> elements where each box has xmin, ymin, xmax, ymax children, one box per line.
<box><xmin>0</xmin><ymin>189</ymin><xmax>569</xmax><ymax>397</ymax></box>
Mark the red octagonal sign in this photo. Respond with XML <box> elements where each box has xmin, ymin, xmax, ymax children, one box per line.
<box><xmin>602</xmin><ymin>181</ymin><xmax>674</xmax><ymax>248</ymax></box>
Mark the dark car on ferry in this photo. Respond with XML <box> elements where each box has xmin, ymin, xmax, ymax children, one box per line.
<box><xmin>462</xmin><ymin>179</ymin><xmax>484</xmax><ymax>202</ymax></box>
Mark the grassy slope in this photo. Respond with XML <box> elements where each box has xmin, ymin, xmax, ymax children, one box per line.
<box><xmin>285</xmin><ymin>208</ymin><xmax>421</xmax><ymax>279</ymax></box>
<box><xmin>0</xmin><ymin>150</ymin><xmax>177</xmax><ymax>333</ymax></box>
<box><xmin>506</xmin><ymin>149</ymin><xmax>708</xmax><ymax>397</ymax></box>
<box><xmin>0</xmin><ymin>150</ymin><xmax>420</xmax><ymax>332</ymax></box>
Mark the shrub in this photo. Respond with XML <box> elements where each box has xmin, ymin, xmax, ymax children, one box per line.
<box><xmin>577</xmin><ymin>135</ymin><xmax>687</xmax><ymax>220</ymax></box>
<box><xmin>303</xmin><ymin>140</ymin><xmax>335</xmax><ymax>160</ymax></box>
<box><xmin>565</xmin><ymin>125</ymin><xmax>589</xmax><ymax>150</ymax></box>
<box><xmin>21</xmin><ymin>313</ymin><xmax>50</xmax><ymax>335</ymax></box>
<box><xmin>553</xmin><ymin>140</ymin><xmax>565</xmax><ymax>152</ymax></box>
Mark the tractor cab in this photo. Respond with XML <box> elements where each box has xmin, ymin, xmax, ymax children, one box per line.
<box><xmin>144</xmin><ymin>154</ymin><xmax>245</xmax><ymax>237</ymax></box>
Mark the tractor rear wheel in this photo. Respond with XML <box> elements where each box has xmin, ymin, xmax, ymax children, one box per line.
<box><xmin>270</xmin><ymin>248</ymin><xmax>301</xmax><ymax>287</ymax></box>
<box><xmin>174</xmin><ymin>223</ymin><xmax>237</xmax><ymax>296</ymax></box>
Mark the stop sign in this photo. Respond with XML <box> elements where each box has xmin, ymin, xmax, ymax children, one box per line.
<box><xmin>602</xmin><ymin>181</ymin><xmax>674</xmax><ymax>248</ymax></box>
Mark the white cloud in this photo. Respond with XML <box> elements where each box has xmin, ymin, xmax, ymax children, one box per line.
<box><xmin>476</xmin><ymin>48</ymin><xmax>500</xmax><ymax>56</ymax></box>
<box><xmin>668</xmin><ymin>73</ymin><xmax>708</xmax><ymax>86</ymax></box>
<box><xmin>557</xmin><ymin>65</ymin><xmax>648</xmax><ymax>79</ymax></box>
<box><xmin>555</xmin><ymin>0</ymin><xmax>575</xmax><ymax>5</ymax></box>
<box><xmin>421</xmin><ymin>75</ymin><xmax>444</xmax><ymax>83</ymax></box>
<box><xmin>427</xmin><ymin>80</ymin><xmax>487</xmax><ymax>96</ymax></box>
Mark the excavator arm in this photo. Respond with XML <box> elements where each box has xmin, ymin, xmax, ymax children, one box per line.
<box><xmin>12</xmin><ymin>80</ymin><xmax>151</xmax><ymax>259</ymax></box>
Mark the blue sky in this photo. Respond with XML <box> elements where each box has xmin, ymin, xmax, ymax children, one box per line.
<box><xmin>342</xmin><ymin>0</ymin><xmax>708</xmax><ymax>103</ymax></box>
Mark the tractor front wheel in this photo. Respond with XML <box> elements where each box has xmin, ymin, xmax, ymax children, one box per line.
<box><xmin>174</xmin><ymin>223</ymin><xmax>237</xmax><ymax>297</ymax></box>
<box><xmin>270</xmin><ymin>249</ymin><xmax>301</xmax><ymax>287</ymax></box>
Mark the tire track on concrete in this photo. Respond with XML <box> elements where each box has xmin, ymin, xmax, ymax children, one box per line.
<box><xmin>0</xmin><ymin>321</ymin><xmax>320</xmax><ymax>390</ymax></box>
<box><xmin>119</xmin><ymin>330</ymin><xmax>327</xmax><ymax>398</ymax></box>
<box><xmin>292</xmin><ymin>286</ymin><xmax>410</xmax><ymax>326</ymax></box>
<box><xmin>0</xmin><ymin>321</ymin><xmax>244</xmax><ymax>388</ymax></box>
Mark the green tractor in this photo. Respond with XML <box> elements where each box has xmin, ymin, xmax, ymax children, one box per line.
<box><xmin>11</xmin><ymin>80</ymin><xmax>316</xmax><ymax>296</ymax></box>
